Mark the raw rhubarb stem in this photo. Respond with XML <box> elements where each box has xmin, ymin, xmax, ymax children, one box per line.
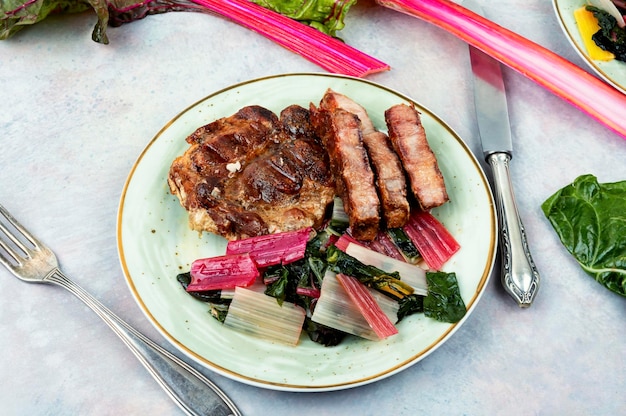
<box><xmin>376</xmin><ymin>0</ymin><xmax>626</xmax><ymax>139</ymax></box>
<box><xmin>190</xmin><ymin>0</ymin><xmax>390</xmax><ymax>77</ymax></box>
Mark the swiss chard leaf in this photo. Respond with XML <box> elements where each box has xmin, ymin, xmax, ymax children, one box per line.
<box><xmin>587</xmin><ymin>6</ymin><xmax>626</xmax><ymax>61</ymax></box>
<box><xmin>1</xmin><ymin>0</ymin><xmax>353</xmax><ymax>43</ymax></box>
<box><xmin>176</xmin><ymin>271</ymin><xmax>228</xmax><ymax>303</ymax></box>
<box><xmin>250</xmin><ymin>0</ymin><xmax>355</xmax><ymax>37</ymax></box>
<box><xmin>396</xmin><ymin>294</ymin><xmax>424</xmax><ymax>322</ymax></box>
<box><xmin>1</xmin><ymin>0</ymin><xmax>91</xmax><ymax>40</ymax></box>
<box><xmin>264</xmin><ymin>266</ymin><xmax>292</xmax><ymax>305</ymax></box>
<box><xmin>326</xmin><ymin>244</ymin><xmax>414</xmax><ymax>300</ymax></box>
<box><xmin>542</xmin><ymin>174</ymin><xmax>626</xmax><ymax>297</ymax></box>
<box><xmin>304</xmin><ymin>318</ymin><xmax>347</xmax><ymax>346</ymax></box>
<box><xmin>424</xmin><ymin>271</ymin><xmax>466</xmax><ymax>323</ymax></box>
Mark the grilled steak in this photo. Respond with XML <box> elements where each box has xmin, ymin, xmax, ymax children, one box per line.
<box><xmin>385</xmin><ymin>104</ymin><xmax>449</xmax><ymax>210</ymax></box>
<box><xmin>310</xmin><ymin>102</ymin><xmax>380</xmax><ymax>241</ymax></box>
<box><xmin>361</xmin><ymin>131</ymin><xmax>410</xmax><ymax>228</ymax></box>
<box><xmin>168</xmin><ymin>105</ymin><xmax>335</xmax><ymax>240</ymax></box>
<box><xmin>318</xmin><ymin>88</ymin><xmax>377</xmax><ymax>136</ymax></box>
<box><xmin>320</xmin><ymin>89</ymin><xmax>409</xmax><ymax>228</ymax></box>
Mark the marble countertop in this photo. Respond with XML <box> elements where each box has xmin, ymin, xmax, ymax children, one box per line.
<box><xmin>1</xmin><ymin>1</ymin><xmax>624</xmax><ymax>415</ymax></box>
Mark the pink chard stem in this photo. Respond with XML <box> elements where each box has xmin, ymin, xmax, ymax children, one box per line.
<box><xmin>377</xmin><ymin>0</ymin><xmax>626</xmax><ymax>139</ymax></box>
<box><xmin>189</xmin><ymin>0</ymin><xmax>390</xmax><ymax>77</ymax></box>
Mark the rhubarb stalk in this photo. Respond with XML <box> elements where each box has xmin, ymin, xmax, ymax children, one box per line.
<box><xmin>336</xmin><ymin>273</ymin><xmax>399</xmax><ymax>339</ymax></box>
<box><xmin>376</xmin><ymin>0</ymin><xmax>626</xmax><ymax>139</ymax></box>
<box><xmin>190</xmin><ymin>0</ymin><xmax>390</xmax><ymax>77</ymax></box>
<box><xmin>188</xmin><ymin>253</ymin><xmax>260</xmax><ymax>291</ymax></box>
<box><xmin>226</xmin><ymin>227</ymin><xmax>311</xmax><ymax>268</ymax></box>
<box><xmin>403</xmin><ymin>210</ymin><xmax>460</xmax><ymax>270</ymax></box>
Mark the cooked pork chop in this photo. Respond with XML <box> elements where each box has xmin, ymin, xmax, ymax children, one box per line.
<box><xmin>320</xmin><ymin>89</ymin><xmax>409</xmax><ymax>228</ymax></box>
<box><xmin>168</xmin><ymin>105</ymin><xmax>335</xmax><ymax>240</ymax></box>
<box><xmin>310</xmin><ymin>103</ymin><xmax>380</xmax><ymax>241</ymax></box>
<box><xmin>318</xmin><ymin>88</ymin><xmax>377</xmax><ymax>136</ymax></box>
<box><xmin>385</xmin><ymin>104</ymin><xmax>449</xmax><ymax>210</ymax></box>
<box><xmin>361</xmin><ymin>131</ymin><xmax>410</xmax><ymax>228</ymax></box>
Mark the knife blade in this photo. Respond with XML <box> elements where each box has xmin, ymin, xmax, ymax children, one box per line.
<box><xmin>466</xmin><ymin>0</ymin><xmax>540</xmax><ymax>307</ymax></box>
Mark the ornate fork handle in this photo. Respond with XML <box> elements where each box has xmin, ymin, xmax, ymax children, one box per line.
<box><xmin>488</xmin><ymin>153</ymin><xmax>540</xmax><ymax>307</ymax></box>
<box><xmin>44</xmin><ymin>268</ymin><xmax>241</xmax><ymax>416</ymax></box>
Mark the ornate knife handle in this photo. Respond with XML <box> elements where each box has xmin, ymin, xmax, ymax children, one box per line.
<box><xmin>487</xmin><ymin>152</ymin><xmax>540</xmax><ymax>307</ymax></box>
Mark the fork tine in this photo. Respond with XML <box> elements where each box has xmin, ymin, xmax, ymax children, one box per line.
<box><xmin>0</xmin><ymin>238</ymin><xmax>21</xmax><ymax>270</ymax></box>
<box><xmin>0</xmin><ymin>204</ymin><xmax>40</xmax><ymax>260</ymax></box>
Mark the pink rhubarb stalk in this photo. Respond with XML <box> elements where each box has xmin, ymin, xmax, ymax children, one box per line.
<box><xmin>226</xmin><ymin>227</ymin><xmax>311</xmax><ymax>267</ymax></box>
<box><xmin>190</xmin><ymin>0</ymin><xmax>390</xmax><ymax>77</ymax></box>
<box><xmin>376</xmin><ymin>0</ymin><xmax>626</xmax><ymax>138</ymax></box>
<box><xmin>296</xmin><ymin>286</ymin><xmax>322</xmax><ymax>298</ymax></box>
<box><xmin>334</xmin><ymin>233</ymin><xmax>365</xmax><ymax>251</ymax></box>
<box><xmin>336</xmin><ymin>273</ymin><xmax>398</xmax><ymax>339</ymax></box>
<box><xmin>336</xmin><ymin>232</ymin><xmax>405</xmax><ymax>261</ymax></box>
<box><xmin>188</xmin><ymin>253</ymin><xmax>259</xmax><ymax>291</ymax></box>
<box><xmin>403</xmin><ymin>210</ymin><xmax>460</xmax><ymax>270</ymax></box>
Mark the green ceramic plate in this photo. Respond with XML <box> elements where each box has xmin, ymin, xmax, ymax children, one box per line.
<box><xmin>117</xmin><ymin>73</ymin><xmax>497</xmax><ymax>391</ymax></box>
<box><xmin>553</xmin><ymin>0</ymin><xmax>626</xmax><ymax>94</ymax></box>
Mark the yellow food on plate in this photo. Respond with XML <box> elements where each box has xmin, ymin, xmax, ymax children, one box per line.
<box><xmin>574</xmin><ymin>6</ymin><xmax>616</xmax><ymax>61</ymax></box>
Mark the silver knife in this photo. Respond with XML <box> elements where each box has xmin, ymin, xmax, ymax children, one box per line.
<box><xmin>466</xmin><ymin>1</ymin><xmax>540</xmax><ymax>307</ymax></box>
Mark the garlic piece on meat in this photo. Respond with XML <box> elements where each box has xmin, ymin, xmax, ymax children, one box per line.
<box><xmin>226</xmin><ymin>161</ymin><xmax>242</xmax><ymax>173</ymax></box>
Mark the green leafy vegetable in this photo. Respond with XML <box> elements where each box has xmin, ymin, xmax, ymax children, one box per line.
<box><xmin>542</xmin><ymin>174</ymin><xmax>626</xmax><ymax>297</ymax></box>
<box><xmin>0</xmin><ymin>0</ymin><xmax>201</xmax><ymax>43</ymax></box>
<box><xmin>396</xmin><ymin>294</ymin><xmax>424</xmax><ymax>322</ymax></box>
<box><xmin>1</xmin><ymin>0</ymin><xmax>91</xmax><ymax>40</ymax></box>
<box><xmin>1</xmin><ymin>0</ymin><xmax>353</xmax><ymax>42</ymax></box>
<box><xmin>326</xmin><ymin>244</ymin><xmax>415</xmax><ymax>300</ymax></box>
<box><xmin>587</xmin><ymin>6</ymin><xmax>626</xmax><ymax>62</ymax></box>
<box><xmin>250</xmin><ymin>0</ymin><xmax>355</xmax><ymax>37</ymax></box>
<box><xmin>387</xmin><ymin>228</ymin><xmax>421</xmax><ymax>264</ymax></box>
<box><xmin>423</xmin><ymin>271</ymin><xmax>466</xmax><ymax>323</ymax></box>
<box><xmin>177</xmin><ymin>271</ymin><xmax>229</xmax><ymax>303</ymax></box>
<box><xmin>263</xmin><ymin>266</ymin><xmax>292</xmax><ymax>305</ymax></box>
<box><xmin>304</xmin><ymin>318</ymin><xmax>347</xmax><ymax>346</ymax></box>
<box><xmin>2</xmin><ymin>0</ymin><xmax>388</xmax><ymax>77</ymax></box>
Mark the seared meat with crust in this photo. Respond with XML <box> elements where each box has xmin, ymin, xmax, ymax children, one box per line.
<box><xmin>361</xmin><ymin>131</ymin><xmax>410</xmax><ymax>228</ymax></box>
<box><xmin>385</xmin><ymin>104</ymin><xmax>449</xmax><ymax>210</ymax></box>
<box><xmin>168</xmin><ymin>105</ymin><xmax>335</xmax><ymax>240</ymax></box>
<box><xmin>319</xmin><ymin>88</ymin><xmax>377</xmax><ymax>136</ymax></box>
<box><xmin>320</xmin><ymin>89</ymin><xmax>409</xmax><ymax>228</ymax></box>
<box><xmin>310</xmin><ymin>103</ymin><xmax>380</xmax><ymax>241</ymax></box>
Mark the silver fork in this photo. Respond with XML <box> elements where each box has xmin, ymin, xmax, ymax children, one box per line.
<box><xmin>0</xmin><ymin>203</ymin><xmax>242</xmax><ymax>416</ymax></box>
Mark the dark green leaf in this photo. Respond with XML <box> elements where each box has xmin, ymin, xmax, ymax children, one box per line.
<box><xmin>176</xmin><ymin>272</ymin><xmax>227</xmax><ymax>303</ymax></box>
<box><xmin>326</xmin><ymin>245</ymin><xmax>413</xmax><ymax>300</ymax></box>
<box><xmin>542</xmin><ymin>174</ymin><xmax>626</xmax><ymax>297</ymax></box>
<box><xmin>387</xmin><ymin>228</ymin><xmax>421</xmax><ymax>262</ymax></box>
<box><xmin>424</xmin><ymin>271</ymin><xmax>466</xmax><ymax>323</ymax></box>
<box><xmin>264</xmin><ymin>266</ymin><xmax>291</xmax><ymax>305</ymax></box>
<box><xmin>250</xmin><ymin>0</ymin><xmax>356</xmax><ymax>37</ymax></box>
<box><xmin>587</xmin><ymin>6</ymin><xmax>626</xmax><ymax>61</ymax></box>
<box><xmin>396</xmin><ymin>294</ymin><xmax>424</xmax><ymax>322</ymax></box>
<box><xmin>304</xmin><ymin>318</ymin><xmax>347</xmax><ymax>346</ymax></box>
